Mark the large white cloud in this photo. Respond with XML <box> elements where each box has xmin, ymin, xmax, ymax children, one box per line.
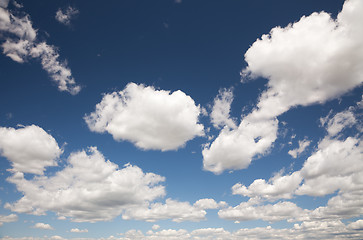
<box><xmin>0</xmin><ymin>125</ymin><xmax>62</xmax><ymax>175</ymax></box>
<box><xmin>202</xmin><ymin>0</ymin><xmax>363</xmax><ymax>174</ymax></box>
<box><xmin>85</xmin><ymin>83</ymin><xmax>204</xmax><ymax>151</ymax></box>
<box><xmin>0</xmin><ymin>4</ymin><xmax>80</xmax><ymax>94</ymax></box>
<box><xmin>5</xmin><ymin>147</ymin><xmax>166</xmax><ymax>222</ymax></box>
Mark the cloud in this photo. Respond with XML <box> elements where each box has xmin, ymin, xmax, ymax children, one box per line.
<box><xmin>288</xmin><ymin>139</ymin><xmax>311</xmax><ymax>158</ymax></box>
<box><xmin>202</xmin><ymin>0</ymin><xmax>363</xmax><ymax>174</ymax></box>
<box><xmin>203</xmin><ymin>117</ymin><xmax>278</xmax><ymax>174</ymax></box>
<box><xmin>348</xmin><ymin>219</ymin><xmax>363</xmax><ymax>230</ymax></box>
<box><xmin>0</xmin><ymin>5</ymin><xmax>80</xmax><ymax>94</ymax></box>
<box><xmin>218</xmin><ymin>198</ymin><xmax>305</xmax><ymax>222</ymax></box>
<box><xmin>55</xmin><ymin>6</ymin><xmax>79</xmax><ymax>26</ymax></box>
<box><xmin>210</xmin><ymin>88</ymin><xmax>236</xmax><ymax>129</ymax></box>
<box><xmin>232</xmin><ymin>171</ymin><xmax>302</xmax><ymax>201</ymax></box>
<box><xmin>193</xmin><ymin>198</ymin><xmax>226</xmax><ymax>209</ymax></box>
<box><xmin>0</xmin><ymin>125</ymin><xmax>62</xmax><ymax>175</ymax></box>
<box><xmin>70</xmin><ymin>228</ymin><xmax>88</xmax><ymax>233</ymax></box>
<box><xmin>0</xmin><ymin>214</ymin><xmax>17</xmax><ymax>226</ymax></box>
<box><xmin>33</xmin><ymin>223</ymin><xmax>54</xmax><ymax>230</ymax></box>
<box><xmin>85</xmin><ymin>83</ymin><xmax>204</xmax><ymax>151</ymax></box>
<box><xmin>151</xmin><ymin>225</ymin><xmax>160</xmax><ymax>230</ymax></box>
<box><xmin>122</xmin><ymin>198</ymin><xmax>211</xmax><ymax>222</ymax></box>
<box><xmin>321</xmin><ymin>110</ymin><xmax>356</xmax><ymax>137</ymax></box>
<box><xmin>5</xmin><ymin>146</ymin><xmax>166</xmax><ymax>222</ymax></box>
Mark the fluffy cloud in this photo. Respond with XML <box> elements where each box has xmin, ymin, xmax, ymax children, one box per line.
<box><xmin>2</xmin><ymin>222</ymin><xmax>363</xmax><ymax>240</ymax></box>
<box><xmin>288</xmin><ymin>139</ymin><xmax>311</xmax><ymax>158</ymax></box>
<box><xmin>232</xmin><ymin>172</ymin><xmax>302</xmax><ymax>201</ymax></box>
<box><xmin>5</xmin><ymin>147</ymin><xmax>166</xmax><ymax>222</ymax></box>
<box><xmin>85</xmin><ymin>83</ymin><xmax>204</xmax><ymax>151</ymax></box>
<box><xmin>218</xmin><ymin>199</ymin><xmax>305</xmax><ymax>222</ymax></box>
<box><xmin>122</xmin><ymin>198</ymin><xmax>215</xmax><ymax>222</ymax></box>
<box><xmin>203</xmin><ymin>117</ymin><xmax>278</xmax><ymax>174</ymax></box>
<box><xmin>0</xmin><ymin>125</ymin><xmax>62</xmax><ymax>175</ymax></box>
<box><xmin>55</xmin><ymin>6</ymin><xmax>79</xmax><ymax>26</ymax></box>
<box><xmin>0</xmin><ymin>214</ymin><xmax>17</xmax><ymax>226</ymax></box>
<box><xmin>210</xmin><ymin>88</ymin><xmax>236</xmax><ymax>129</ymax></box>
<box><xmin>0</xmin><ymin>4</ymin><xmax>80</xmax><ymax>94</ymax></box>
<box><xmin>33</xmin><ymin>223</ymin><xmax>54</xmax><ymax>230</ymax></box>
<box><xmin>203</xmin><ymin>0</ymin><xmax>363</xmax><ymax>174</ymax></box>
<box><xmin>70</xmin><ymin>228</ymin><xmax>88</xmax><ymax>233</ymax></box>
<box><xmin>348</xmin><ymin>219</ymin><xmax>363</xmax><ymax>230</ymax></box>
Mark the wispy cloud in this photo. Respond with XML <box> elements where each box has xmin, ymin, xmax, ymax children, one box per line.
<box><xmin>55</xmin><ymin>6</ymin><xmax>79</xmax><ymax>26</ymax></box>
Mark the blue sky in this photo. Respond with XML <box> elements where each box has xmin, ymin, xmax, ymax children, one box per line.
<box><xmin>0</xmin><ymin>0</ymin><xmax>362</xmax><ymax>239</ymax></box>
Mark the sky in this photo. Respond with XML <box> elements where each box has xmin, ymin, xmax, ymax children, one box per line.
<box><xmin>0</xmin><ymin>0</ymin><xmax>362</xmax><ymax>239</ymax></box>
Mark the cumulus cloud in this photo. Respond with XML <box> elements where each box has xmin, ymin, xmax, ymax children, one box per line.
<box><xmin>85</xmin><ymin>83</ymin><xmax>204</xmax><ymax>151</ymax></box>
<box><xmin>122</xmin><ymin>198</ymin><xmax>218</xmax><ymax>222</ymax></box>
<box><xmin>0</xmin><ymin>125</ymin><xmax>62</xmax><ymax>175</ymax></box>
<box><xmin>5</xmin><ymin>147</ymin><xmax>166</xmax><ymax>222</ymax></box>
<box><xmin>33</xmin><ymin>223</ymin><xmax>54</xmax><ymax>230</ymax></box>
<box><xmin>151</xmin><ymin>225</ymin><xmax>160</xmax><ymax>230</ymax></box>
<box><xmin>218</xmin><ymin>198</ymin><xmax>305</xmax><ymax>222</ymax></box>
<box><xmin>0</xmin><ymin>4</ymin><xmax>80</xmax><ymax>94</ymax></box>
<box><xmin>70</xmin><ymin>228</ymin><xmax>88</xmax><ymax>233</ymax></box>
<box><xmin>288</xmin><ymin>139</ymin><xmax>311</xmax><ymax>158</ymax></box>
<box><xmin>203</xmin><ymin>0</ymin><xmax>363</xmax><ymax>174</ymax></box>
<box><xmin>210</xmin><ymin>88</ymin><xmax>236</xmax><ymax>129</ymax></box>
<box><xmin>0</xmin><ymin>214</ymin><xmax>17</xmax><ymax>226</ymax></box>
<box><xmin>203</xmin><ymin>117</ymin><xmax>278</xmax><ymax>174</ymax></box>
<box><xmin>232</xmin><ymin>171</ymin><xmax>302</xmax><ymax>201</ymax></box>
<box><xmin>348</xmin><ymin>219</ymin><xmax>363</xmax><ymax>230</ymax></box>
<box><xmin>55</xmin><ymin>6</ymin><xmax>79</xmax><ymax>26</ymax></box>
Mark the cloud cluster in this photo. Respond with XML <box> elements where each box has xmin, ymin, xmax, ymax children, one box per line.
<box><xmin>0</xmin><ymin>3</ymin><xmax>80</xmax><ymax>94</ymax></box>
<box><xmin>2</xmin><ymin>219</ymin><xmax>363</xmax><ymax>240</ymax></box>
<box><xmin>85</xmin><ymin>83</ymin><xmax>204</xmax><ymax>151</ymax></box>
<box><xmin>5</xmin><ymin>143</ymin><xmax>166</xmax><ymax>222</ymax></box>
<box><xmin>0</xmin><ymin>125</ymin><xmax>62</xmax><ymax>175</ymax></box>
<box><xmin>228</xmin><ymin>102</ymin><xmax>362</xmax><ymax>223</ymax></box>
<box><xmin>70</xmin><ymin>228</ymin><xmax>88</xmax><ymax>233</ymax></box>
<box><xmin>123</xmin><ymin>198</ymin><xmax>225</xmax><ymax>222</ymax></box>
<box><xmin>55</xmin><ymin>6</ymin><xmax>79</xmax><ymax>26</ymax></box>
<box><xmin>203</xmin><ymin>0</ymin><xmax>363</xmax><ymax>174</ymax></box>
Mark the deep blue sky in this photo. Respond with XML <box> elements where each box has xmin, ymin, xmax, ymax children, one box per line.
<box><xmin>0</xmin><ymin>0</ymin><xmax>362</xmax><ymax>239</ymax></box>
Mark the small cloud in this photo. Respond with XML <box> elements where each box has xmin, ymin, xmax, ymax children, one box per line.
<box><xmin>33</xmin><ymin>223</ymin><xmax>54</xmax><ymax>230</ymax></box>
<box><xmin>70</xmin><ymin>228</ymin><xmax>88</xmax><ymax>233</ymax></box>
<box><xmin>175</xmin><ymin>0</ymin><xmax>182</xmax><ymax>3</ymax></box>
<box><xmin>55</xmin><ymin>6</ymin><xmax>79</xmax><ymax>26</ymax></box>
<box><xmin>152</xmin><ymin>224</ymin><xmax>160</xmax><ymax>230</ymax></box>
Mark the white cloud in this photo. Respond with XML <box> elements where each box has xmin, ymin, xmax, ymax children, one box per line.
<box><xmin>122</xmin><ymin>198</ymin><xmax>208</xmax><ymax>222</ymax></box>
<box><xmin>55</xmin><ymin>6</ymin><xmax>79</xmax><ymax>26</ymax></box>
<box><xmin>85</xmin><ymin>83</ymin><xmax>204</xmax><ymax>151</ymax></box>
<box><xmin>193</xmin><ymin>198</ymin><xmax>225</xmax><ymax>209</ymax></box>
<box><xmin>203</xmin><ymin>117</ymin><xmax>278</xmax><ymax>174</ymax></box>
<box><xmin>5</xmin><ymin>147</ymin><xmax>166</xmax><ymax>222</ymax></box>
<box><xmin>0</xmin><ymin>214</ymin><xmax>17</xmax><ymax>226</ymax></box>
<box><xmin>151</xmin><ymin>224</ymin><xmax>160</xmax><ymax>230</ymax></box>
<box><xmin>33</xmin><ymin>223</ymin><xmax>54</xmax><ymax>230</ymax></box>
<box><xmin>348</xmin><ymin>219</ymin><xmax>363</xmax><ymax>230</ymax></box>
<box><xmin>288</xmin><ymin>139</ymin><xmax>311</xmax><ymax>158</ymax></box>
<box><xmin>203</xmin><ymin>0</ymin><xmax>363</xmax><ymax>174</ymax></box>
<box><xmin>0</xmin><ymin>125</ymin><xmax>62</xmax><ymax>175</ymax></box>
<box><xmin>321</xmin><ymin>110</ymin><xmax>356</xmax><ymax>137</ymax></box>
<box><xmin>210</xmin><ymin>88</ymin><xmax>236</xmax><ymax>129</ymax></box>
<box><xmin>218</xmin><ymin>199</ymin><xmax>305</xmax><ymax>222</ymax></box>
<box><xmin>70</xmin><ymin>228</ymin><xmax>88</xmax><ymax>233</ymax></box>
<box><xmin>232</xmin><ymin>171</ymin><xmax>302</xmax><ymax>201</ymax></box>
<box><xmin>0</xmin><ymin>5</ymin><xmax>80</xmax><ymax>94</ymax></box>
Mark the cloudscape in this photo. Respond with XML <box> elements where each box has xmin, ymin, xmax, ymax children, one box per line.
<box><xmin>0</xmin><ymin>0</ymin><xmax>362</xmax><ymax>239</ymax></box>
